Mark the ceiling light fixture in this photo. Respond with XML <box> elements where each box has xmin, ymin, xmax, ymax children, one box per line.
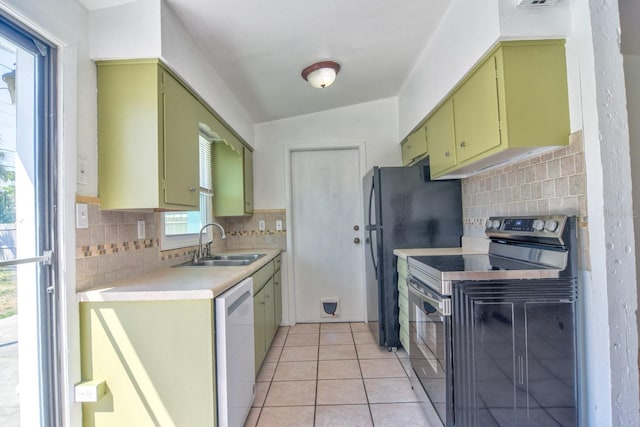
<box><xmin>301</xmin><ymin>61</ymin><xmax>340</xmax><ymax>89</ymax></box>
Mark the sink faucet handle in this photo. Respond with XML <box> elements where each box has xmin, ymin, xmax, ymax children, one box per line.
<box><xmin>203</xmin><ymin>241</ymin><xmax>212</xmax><ymax>258</ymax></box>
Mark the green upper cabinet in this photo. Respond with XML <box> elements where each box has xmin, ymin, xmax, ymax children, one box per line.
<box><xmin>428</xmin><ymin>40</ymin><xmax>570</xmax><ymax>179</ymax></box>
<box><xmin>426</xmin><ymin>99</ymin><xmax>457</xmax><ymax>174</ymax></box>
<box><xmin>401</xmin><ymin>124</ymin><xmax>428</xmax><ymax>166</ymax></box>
<box><xmin>97</xmin><ymin>60</ymin><xmax>200</xmax><ymax>210</ymax></box>
<box><xmin>452</xmin><ymin>56</ymin><xmax>502</xmax><ymax>164</ymax></box>
<box><xmin>213</xmin><ymin>140</ymin><xmax>254</xmax><ymax>217</ymax></box>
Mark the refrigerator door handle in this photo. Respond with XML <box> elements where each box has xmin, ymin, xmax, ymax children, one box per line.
<box><xmin>367</xmin><ymin>178</ymin><xmax>378</xmax><ymax>279</ymax></box>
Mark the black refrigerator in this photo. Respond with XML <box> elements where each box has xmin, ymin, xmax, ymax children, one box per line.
<box><xmin>363</xmin><ymin>163</ymin><xmax>462</xmax><ymax>348</ymax></box>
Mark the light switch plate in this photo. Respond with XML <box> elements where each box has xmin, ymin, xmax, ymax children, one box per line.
<box><xmin>275</xmin><ymin>220</ymin><xmax>283</xmax><ymax>231</ymax></box>
<box><xmin>76</xmin><ymin>203</ymin><xmax>88</xmax><ymax>229</ymax></box>
<box><xmin>258</xmin><ymin>220</ymin><xmax>266</xmax><ymax>231</ymax></box>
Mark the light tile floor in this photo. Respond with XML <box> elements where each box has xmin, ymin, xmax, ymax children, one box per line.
<box><xmin>244</xmin><ymin>322</ymin><xmax>433</xmax><ymax>427</ymax></box>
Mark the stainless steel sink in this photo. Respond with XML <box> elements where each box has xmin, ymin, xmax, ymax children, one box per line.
<box><xmin>176</xmin><ymin>253</ymin><xmax>266</xmax><ymax>267</ymax></box>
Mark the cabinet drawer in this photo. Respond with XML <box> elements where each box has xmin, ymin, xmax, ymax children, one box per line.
<box><xmin>397</xmin><ymin>257</ymin><xmax>408</xmax><ymax>276</ymax></box>
<box><xmin>253</xmin><ymin>261</ymin><xmax>275</xmax><ymax>293</ymax></box>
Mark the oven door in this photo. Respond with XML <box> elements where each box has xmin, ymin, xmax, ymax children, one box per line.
<box><xmin>408</xmin><ymin>276</ymin><xmax>453</xmax><ymax>427</ymax></box>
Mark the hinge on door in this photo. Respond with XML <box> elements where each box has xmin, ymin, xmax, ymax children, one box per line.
<box><xmin>162</xmin><ymin>178</ymin><xmax>166</xmax><ymax>190</ymax></box>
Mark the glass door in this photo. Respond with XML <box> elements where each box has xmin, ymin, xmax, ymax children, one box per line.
<box><xmin>0</xmin><ymin>14</ymin><xmax>57</xmax><ymax>427</ymax></box>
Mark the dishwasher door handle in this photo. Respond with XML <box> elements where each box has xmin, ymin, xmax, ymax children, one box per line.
<box><xmin>228</xmin><ymin>290</ymin><xmax>252</xmax><ymax>316</ymax></box>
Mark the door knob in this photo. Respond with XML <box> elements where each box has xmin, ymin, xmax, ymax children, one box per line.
<box><xmin>354</xmin><ymin>237</ymin><xmax>361</xmax><ymax>244</ymax></box>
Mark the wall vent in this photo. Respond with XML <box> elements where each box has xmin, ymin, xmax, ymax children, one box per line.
<box><xmin>517</xmin><ymin>0</ymin><xmax>559</xmax><ymax>6</ymax></box>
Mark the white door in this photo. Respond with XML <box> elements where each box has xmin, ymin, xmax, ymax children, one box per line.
<box><xmin>290</xmin><ymin>148</ymin><xmax>364</xmax><ymax>322</ymax></box>
<box><xmin>0</xmin><ymin>17</ymin><xmax>58</xmax><ymax>426</ymax></box>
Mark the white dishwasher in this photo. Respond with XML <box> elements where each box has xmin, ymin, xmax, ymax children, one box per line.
<box><xmin>215</xmin><ymin>277</ymin><xmax>255</xmax><ymax>427</ymax></box>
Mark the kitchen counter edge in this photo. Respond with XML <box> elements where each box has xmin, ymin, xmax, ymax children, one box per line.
<box><xmin>77</xmin><ymin>248</ymin><xmax>282</xmax><ymax>303</ymax></box>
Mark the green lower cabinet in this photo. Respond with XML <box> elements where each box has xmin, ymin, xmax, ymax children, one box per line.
<box><xmin>253</xmin><ymin>287</ymin><xmax>267</xmax><ymax>374</ymax></box>
<box><xmin>397</xmin><ymin>257</ymin><xmax>410</xmax><ymax>354</ymax></box>
<box><xmin>264</xmin><ymin>279</ymin><xmax>277</xmax><ymax>345</ymax></box>
<box><xmin>252</xmin><ymin>254</ymin><xmax>283</xmax><ymax>375</ymax></box>
<box><xmin>80</xmin><ymin>300</ymin><xmax>217</xmax><ymax>426</ymax></box>
<box><xmin>274</xmin><ymin>268</ymin><xmax>282</xmax><ymax>329</ymax></box>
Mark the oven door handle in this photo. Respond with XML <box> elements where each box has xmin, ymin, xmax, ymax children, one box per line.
<box><xmin>408</xmin><ymin>278</ymin><xmax>451</xmax><ymax>316</ymax></box>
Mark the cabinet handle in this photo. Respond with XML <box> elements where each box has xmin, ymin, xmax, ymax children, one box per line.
<box><xmin>189</xmin><ymin>186</ymin><xmax>196</xmax><ymax>192</ymax></box>
<box><xmin>445</xmin><ymin>151</ymin><xmax>450</xmax><ymax>157</ymax></box>
<box><xmin>518</xmin><ymin>356</ymin><xmax>524</xmax><ymax>385</ymax></box>
<box><xmin>459</xmin><ymin>141</ymin><xmax>466</xmax><ymax>148</ymax></box>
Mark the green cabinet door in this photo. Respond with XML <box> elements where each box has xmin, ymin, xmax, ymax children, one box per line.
<box><xmin>426</xmin><ymin>99</ymin><xmax>457</xmax><ymax>176</ymax></box>
<box><xmin>453</xmin><ymin>55</ymin><xmax>501</xmax><ymax>163</ymax></box>
<box><xmin>253</xmin><ymin>287</ymin><xmax>267</xmax><ymax>374</ymax></box>
<box><xmin>162</xmin><ymin>70</ymin><xmax>199</xmax><ymax>207</ymax></box>
<box><xmin>80</xmin><ymin>300</ymin><xmax>216</xmax><ymax>426</ymax></box>
<box><xmin>264</xmin><ymin>279</ymin><xmax>277</xmax><ymax>345</ymax></box>
<box><xmin>401</xmin><ymin>125</ymin><xmax>428</xmax><ymax>166</ymax></box>
<box><xmin>97</xmin><ymin>60</ymin><xmax>200</xmax><ymax>210</ymax></box>
<box><xmin>273</xmin><ymin>268</ymin><xmax>282</xmax><ymax>329</ymax></box>
<box><xmin>213</xmin><ymin>141</ymin><xmax>254</xmax><ymax>216</ymax></box>
<box><xmin>396</xmin><ymin>257</ymin><xmax>410</xmax><ymax>354</ymax></box>
<box><xmin>243</xmin><ymin>148</ymin><xmax>254</xmax><ymax>214</ymax></box>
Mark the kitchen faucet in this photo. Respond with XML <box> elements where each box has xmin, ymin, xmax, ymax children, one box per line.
<box><xmin>193</xmin><ymin>222</ymin><xmax>226</xmax><ymax>263</ymax></box>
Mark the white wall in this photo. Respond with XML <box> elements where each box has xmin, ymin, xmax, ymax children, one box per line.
<box><xmin>159</xmin><ymin>1</ymin><xmax>254</xmax><ymax>146</ymax></box>
<box><xmin>574</xmin><ymin>0</ymin><xmax>638</xmax><ymax>424</ymax></box>
<box><xmin>254</xmin><ymin>96</ymin><xmax>399</xmax><ymax>209</ymax></box>
<box><xmin>0</xmin><ymin>0</ymin><xmax>91</xmax><ymax>425</ymax></box>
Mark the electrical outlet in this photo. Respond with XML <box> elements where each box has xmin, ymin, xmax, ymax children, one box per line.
<box><xmin>275</xmin><ymin>220</ymin><xmax>283</xmax><ymax>231</ymax></box>
<box><xmin>258</xmin><ymin>220</ymin><xmax>266</xmax><ymax>231</ymax></box>
<box><xmin>137</xmin><ymin>220</ymin><xmax>145</xmax><ymax>240</ymax></box>
<box><xmin>76</xmin><ymin>203</ymin><xmax>88</xmax><ymax>228</ymax></box>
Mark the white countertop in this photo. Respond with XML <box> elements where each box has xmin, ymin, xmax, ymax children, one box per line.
<box><xmin>77</xmin><ymin>248</ymin><xmax>282</xmax><ymax>302</ymax></box>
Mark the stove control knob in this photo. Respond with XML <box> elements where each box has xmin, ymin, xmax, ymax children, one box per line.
<box><xmin>532</xmin><ymin>219</ymin><xmax>545</xmax><ymax>231</ymax></box>
<box><xmin>544</xmin><ymin>219</ymin><xmax>559</xmax><ymax>232</ymax></box>
<box><xmin>491</xmin><ymin>219</ymin><xmax>501</xmax><ymax>229</ymax></box>
<box><xmin>485</xmin><ymin>219</ymin><xmax>493</xmax><ymax>229</ymax></box>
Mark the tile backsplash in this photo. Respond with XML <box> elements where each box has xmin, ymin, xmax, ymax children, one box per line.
<box><xmin>75</xmin><ymin>206</ymin><xmax>286</xmax><ymax>291</ymax></box>
<box><xmin>77</xmin><ymin>131</ymin><xmax>588</xmax><ymax>292</ymax></box>
<box><xmin>461</xmin><ymin>131</ymin><xmax>590</xmax><ymax>270</ymax></box>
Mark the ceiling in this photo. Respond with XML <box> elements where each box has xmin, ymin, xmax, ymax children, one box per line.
<box><xmin>80</xmin><ymin>0</ymin><xmax>451</xmax><ymax>123</ymax></box>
